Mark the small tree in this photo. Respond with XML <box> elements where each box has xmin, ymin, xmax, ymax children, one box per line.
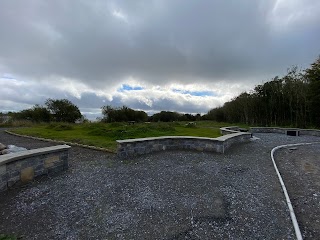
<box><xmin>45</xmin><ymin>99</ymin><xmax>82</xmax><ymax>123</ymax></box>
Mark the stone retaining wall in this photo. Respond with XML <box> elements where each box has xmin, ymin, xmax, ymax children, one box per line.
<box><xmin>0</xmin><ymin>145</ymin><xmax>70</xmax><ymax>192</ymax></box>
<box><xmin>117</xmin><ymin>131</ymin><xmax>252</xmax><ymax>158</ymax></box>
<box><xmin>250</xmin><ymin>127</ymin><xmax>320</xmax><ymax>136</ymax></box>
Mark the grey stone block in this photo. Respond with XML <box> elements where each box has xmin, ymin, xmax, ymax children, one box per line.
<box><xmin>48</xmin><ymin>165</ymin><xmax>64</xmax><ymax>174</ymax></box>
<box><xmin>7</xmin><ymin>175</ymin><xmax>20</xmax><ymax>187</ymax></box>
<box><xmin>35</xmin><ymin>169</ymin><xmax>48</xmax><ymax>176</ymax></box>
<box><xmin>1</xmin><ymin>173</ymin><xmax>8</xmax><ymax>181</ymax></box>
<box><xmin>0</xmin><ymin>182</ymin><xmax>7</xmax><ymax>192</ymax></box>
<box><xmin>8</xmin><ymin>170</ymin><xmax>20</xmax><ymax>178</ymax></box>
<box><xmin>34</xmin><ymin>164</ymin><xmax>44</xmax><ymax>171</ymax></box>
<box><xmin>60</xmin><ymin>154</ymin><xmax>68</xmax><ymax>161</ymax></box>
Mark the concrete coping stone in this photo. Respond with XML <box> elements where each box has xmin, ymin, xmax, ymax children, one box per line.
<box><xmin>0</xmin><ymin>145</ymin><xmax>71</xmax><ymax>166</ymax></box>
<box><xmin>116</xmin><ymin>132</ymin><xmax>250</xmax><ymax>143</ymax></box>
<box><xmin>251</xmin><ymin>127</ymin><xmax>299</xmax><ymax>130</ymax></box>
<box><xmin>220</xmin><ymin>126</ymin><xmax>240</xmax><ymax>134</ymax></box>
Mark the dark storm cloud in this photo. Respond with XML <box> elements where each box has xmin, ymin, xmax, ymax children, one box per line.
<box><xmin>1</xmin><ymin>0</ymin><xmax>319</xmax><ymax>89</ymax></box>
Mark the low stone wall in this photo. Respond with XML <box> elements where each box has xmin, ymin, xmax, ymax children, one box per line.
<box><xmin>250</xmin><ymin>127</ymin><xmax>286</xmax><ymax>134</ymax></box>
<box><xmin>250</xmin><ymin>127</ymin><xmax>320</xmax><ymax>136</ymax></box>
<box><xmin>299</xmin><ymin>129</ymin><xmax>320</xmax><ymax>137</ymax></box>
<box><xmin>117</xmin><ymin>132</ymin><xmax>252</xmax><ymax>158</ymax></box>
<box><xmin>0</xmin><ymin>145</ymin><xmax>71</xmax><ymax>192</ymax></box>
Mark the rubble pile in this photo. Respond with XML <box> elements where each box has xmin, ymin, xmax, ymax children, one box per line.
<box><xmin>0</xmin><ymin>143</ymin><xmax>27</xmax><ymax>155</ymax></box>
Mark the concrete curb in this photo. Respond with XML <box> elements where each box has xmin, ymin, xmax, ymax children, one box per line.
<box><xmin>271</xmin><ymin>141</ymin><xmax>320</xmax><ymax>240</ymax></box>
<box><xmin>4</xmin><ymin>130</ymin><xmax>116</xmax><ymax>154</ymax></box>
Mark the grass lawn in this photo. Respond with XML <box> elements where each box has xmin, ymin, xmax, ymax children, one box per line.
<box><xmin>10</xmin><ymin>121</ymin><xmax>247</xmax><ymax>151</ymax></box>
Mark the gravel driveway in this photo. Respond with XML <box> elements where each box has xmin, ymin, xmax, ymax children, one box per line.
<box><xmin>0</xmin><ymin>129</ymin><xmax>319</xmax><ymax>239</ymax></box>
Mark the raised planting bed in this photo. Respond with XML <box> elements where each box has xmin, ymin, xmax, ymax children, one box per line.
<box><xmin>117</xmin><ymin>129</ymin><xmax>252</xmax><ymax>158</ymax></box>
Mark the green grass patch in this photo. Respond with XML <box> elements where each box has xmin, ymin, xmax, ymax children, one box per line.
<box><xmin>0</xmin><ymin>234</ymin><xmax>17</xmax><ymax>240</ymax></box>
<box><xmin>11</xmin><ymin>121</ymin><xmax>247</xmax><ymax>151</ymax></box>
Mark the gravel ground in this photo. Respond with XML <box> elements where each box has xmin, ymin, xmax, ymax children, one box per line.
<box><xmin>275</xmin><ymin>144</ymin><xmax>320</xmax><ymax>240</ymax></box>
<box><xmin>0</xmin><ymin>129</ymin><xmax>319</xmax><ymax>239</ymax></box>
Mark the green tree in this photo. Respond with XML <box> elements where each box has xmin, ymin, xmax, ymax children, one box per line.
<box><xmin>151</xmin><ymin>111</ymin><xmax>181</xmax><ymax>122</ymax></box>
<box><xmin>101</xmin><ymin>105</ymin><xmax>148</xmax><ymax>122</ymax></box>
<box><xmin>45</xmin><ymin>99</ymin><xmax>82</xmax><ymax>123</ymax></box>
<box><xmin>305</xmin><ymin>56</ymin><xmax>320</xmax><ymax>127</ymax></box>
<box><xmin>31</xmin><ymin>105</ymin><xmax>51</xmax><ymax>122</ymax></box>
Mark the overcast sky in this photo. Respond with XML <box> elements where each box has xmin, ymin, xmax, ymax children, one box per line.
<box><xmin>1</xmin><ymin>0</ymin><xmax>319</xmax><ymax>119</ymax></box>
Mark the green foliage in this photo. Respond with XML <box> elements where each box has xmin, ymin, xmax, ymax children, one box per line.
<box><xmin>101</xmin><ymin>105</ymin><xmax>148</xmax><ymax>123</ymax></box>
<box><xmin>204</xmin><ymin>55</ymin><xmax>320</xmax><ymax>128</ymax></box>
<box><xmin>185</xmin><ymin>123</ymin><xmax>197</xmax><ymax>128</ymax></box>
<box><xmin>0</xmin><ymin>120</ymin><xmax>35</xmax><ymax>128</ymax></box>
<box><xmin>0</xmin><ymin>234</ymin><xmax>17</xmax><ymax>240</ymax></box>
<box><xmin>7</xmin><ymin>99</ymin><xmax>82</xmax><ymax>124</ymax></box>
<box><xmin>149</xmin><ymin>111</ymin><xmax>200</xmax><ymax>122</ymax></box>
<box><xmin>46</xmin><ymin>123</ymin><xmax>74</xmax><ymax>130</ymax></box>
<box><xmin>108</xmin><ymin>122</ymin><xmax>126</xmax><ymax>128</ymax></box>
<box><xmin>150</xmin><ymin>111</ymin><xmax>181</xmax><ymax>122</ymax></box>
<box><xmin>46</xmin><ymin>98</ymin><xmax>82</xmax><ymax>123</ymax></box>
<box><xmin>11</xmin><ymin>105</ymin><xmax>51</xmax><ymax>123</ymax></box>
<box><xmin>203</xmin><ymin>107</ymin><xmax>225</xmax><ymax>122</ymax></box>
<box><xmin>305</xmin><ymin>56</ymin><xmax>320</xmax><ymax>127</ymax></box>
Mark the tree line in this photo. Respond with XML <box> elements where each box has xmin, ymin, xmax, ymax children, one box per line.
<box><xmin>203</xmin><ymin>56</ymin><xmax>320</xmax><ymax>128</ymax></box>
<box><xmin>100</xmin><ymin>106</ymin><xmax>201</xmax><ymax>123</ymax></box>
<box><xmin>2</xmin><ymin>99</ymin><xmax>82</xmax><ymax>123</ymax></box>
<box><xmin>2</xmin><ymin>100</ymin><xmax>203</xmax><ymax>124</ymax></box>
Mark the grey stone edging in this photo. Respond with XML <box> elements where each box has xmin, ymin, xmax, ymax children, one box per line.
<box><xmin>4</xmin><ymin>130</ymin><xmax>116</xmax><ymax>154</ymax></box>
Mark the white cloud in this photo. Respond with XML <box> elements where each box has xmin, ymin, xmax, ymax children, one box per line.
<box><xmin>112</xmin><ymin>9</ymin><xmax>128</xmax><ymax>23</ymax></box>
<box><xmin>0</xmin><ymin>75</ymin><xmax>247</xmax><ymax>119</ymax></box>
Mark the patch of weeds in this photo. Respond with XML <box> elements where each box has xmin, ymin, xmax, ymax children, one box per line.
<box><xmin>185</xmin><ymin>123</ymin><xmax>197</xmax><ymax>128</ymax></box>
<box><xmin>46</xmin><ymin>123</ymin><xmax>58</xmax><ymax>129</ymax></box>
<box><xmin>0</xmin><ymin>234</ymin><xmax>17</xmax><ymax>240</ymax></box>
<box><xmin>110</xmin><ymin>129</ymin><xmax>128</xmax><ymax>139</ymax></box>
<box><xmin>53</xmin><ymin>123</ymin><xmax>74</xmax><ymax>131</ymax></box>
<box><xmin>46</xmin><ymin>123</ymin><xmax>74</xmax><ymax>131</ymax></box>
<box><xmin>108</xmin><ymin>122</ymin><xmax>126</xmax><ymax>128</ymax></box>
<box><xmin>149</xmin><ymin>123</ymin><xmax>175</xmax><ymax>132</ymax></box>
<box><xmin>70</xmin><ymin>138</ymin><xmax>83</xmax><ymax>143</ymax></box>
<box><xmin>87</xmin><ymin>128</ymin><xmax>112</xmax><ymax>136</ymax></box>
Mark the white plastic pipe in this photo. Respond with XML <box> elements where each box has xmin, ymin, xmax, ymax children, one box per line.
<box><xmin>271</xmin><ymin>141</ymin><xmax>320</xmax><ymax>240</ymax></box>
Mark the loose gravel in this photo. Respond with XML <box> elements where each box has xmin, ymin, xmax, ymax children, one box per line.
<box><xmin>0</xmin><ymin>129</ymin><xmax>319</xmax><ymax>239</ymax></box>
<box><xmin>275</xmin><ymin>144</ymin><xmax>320</xmax><ymax>240</ymax></box>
